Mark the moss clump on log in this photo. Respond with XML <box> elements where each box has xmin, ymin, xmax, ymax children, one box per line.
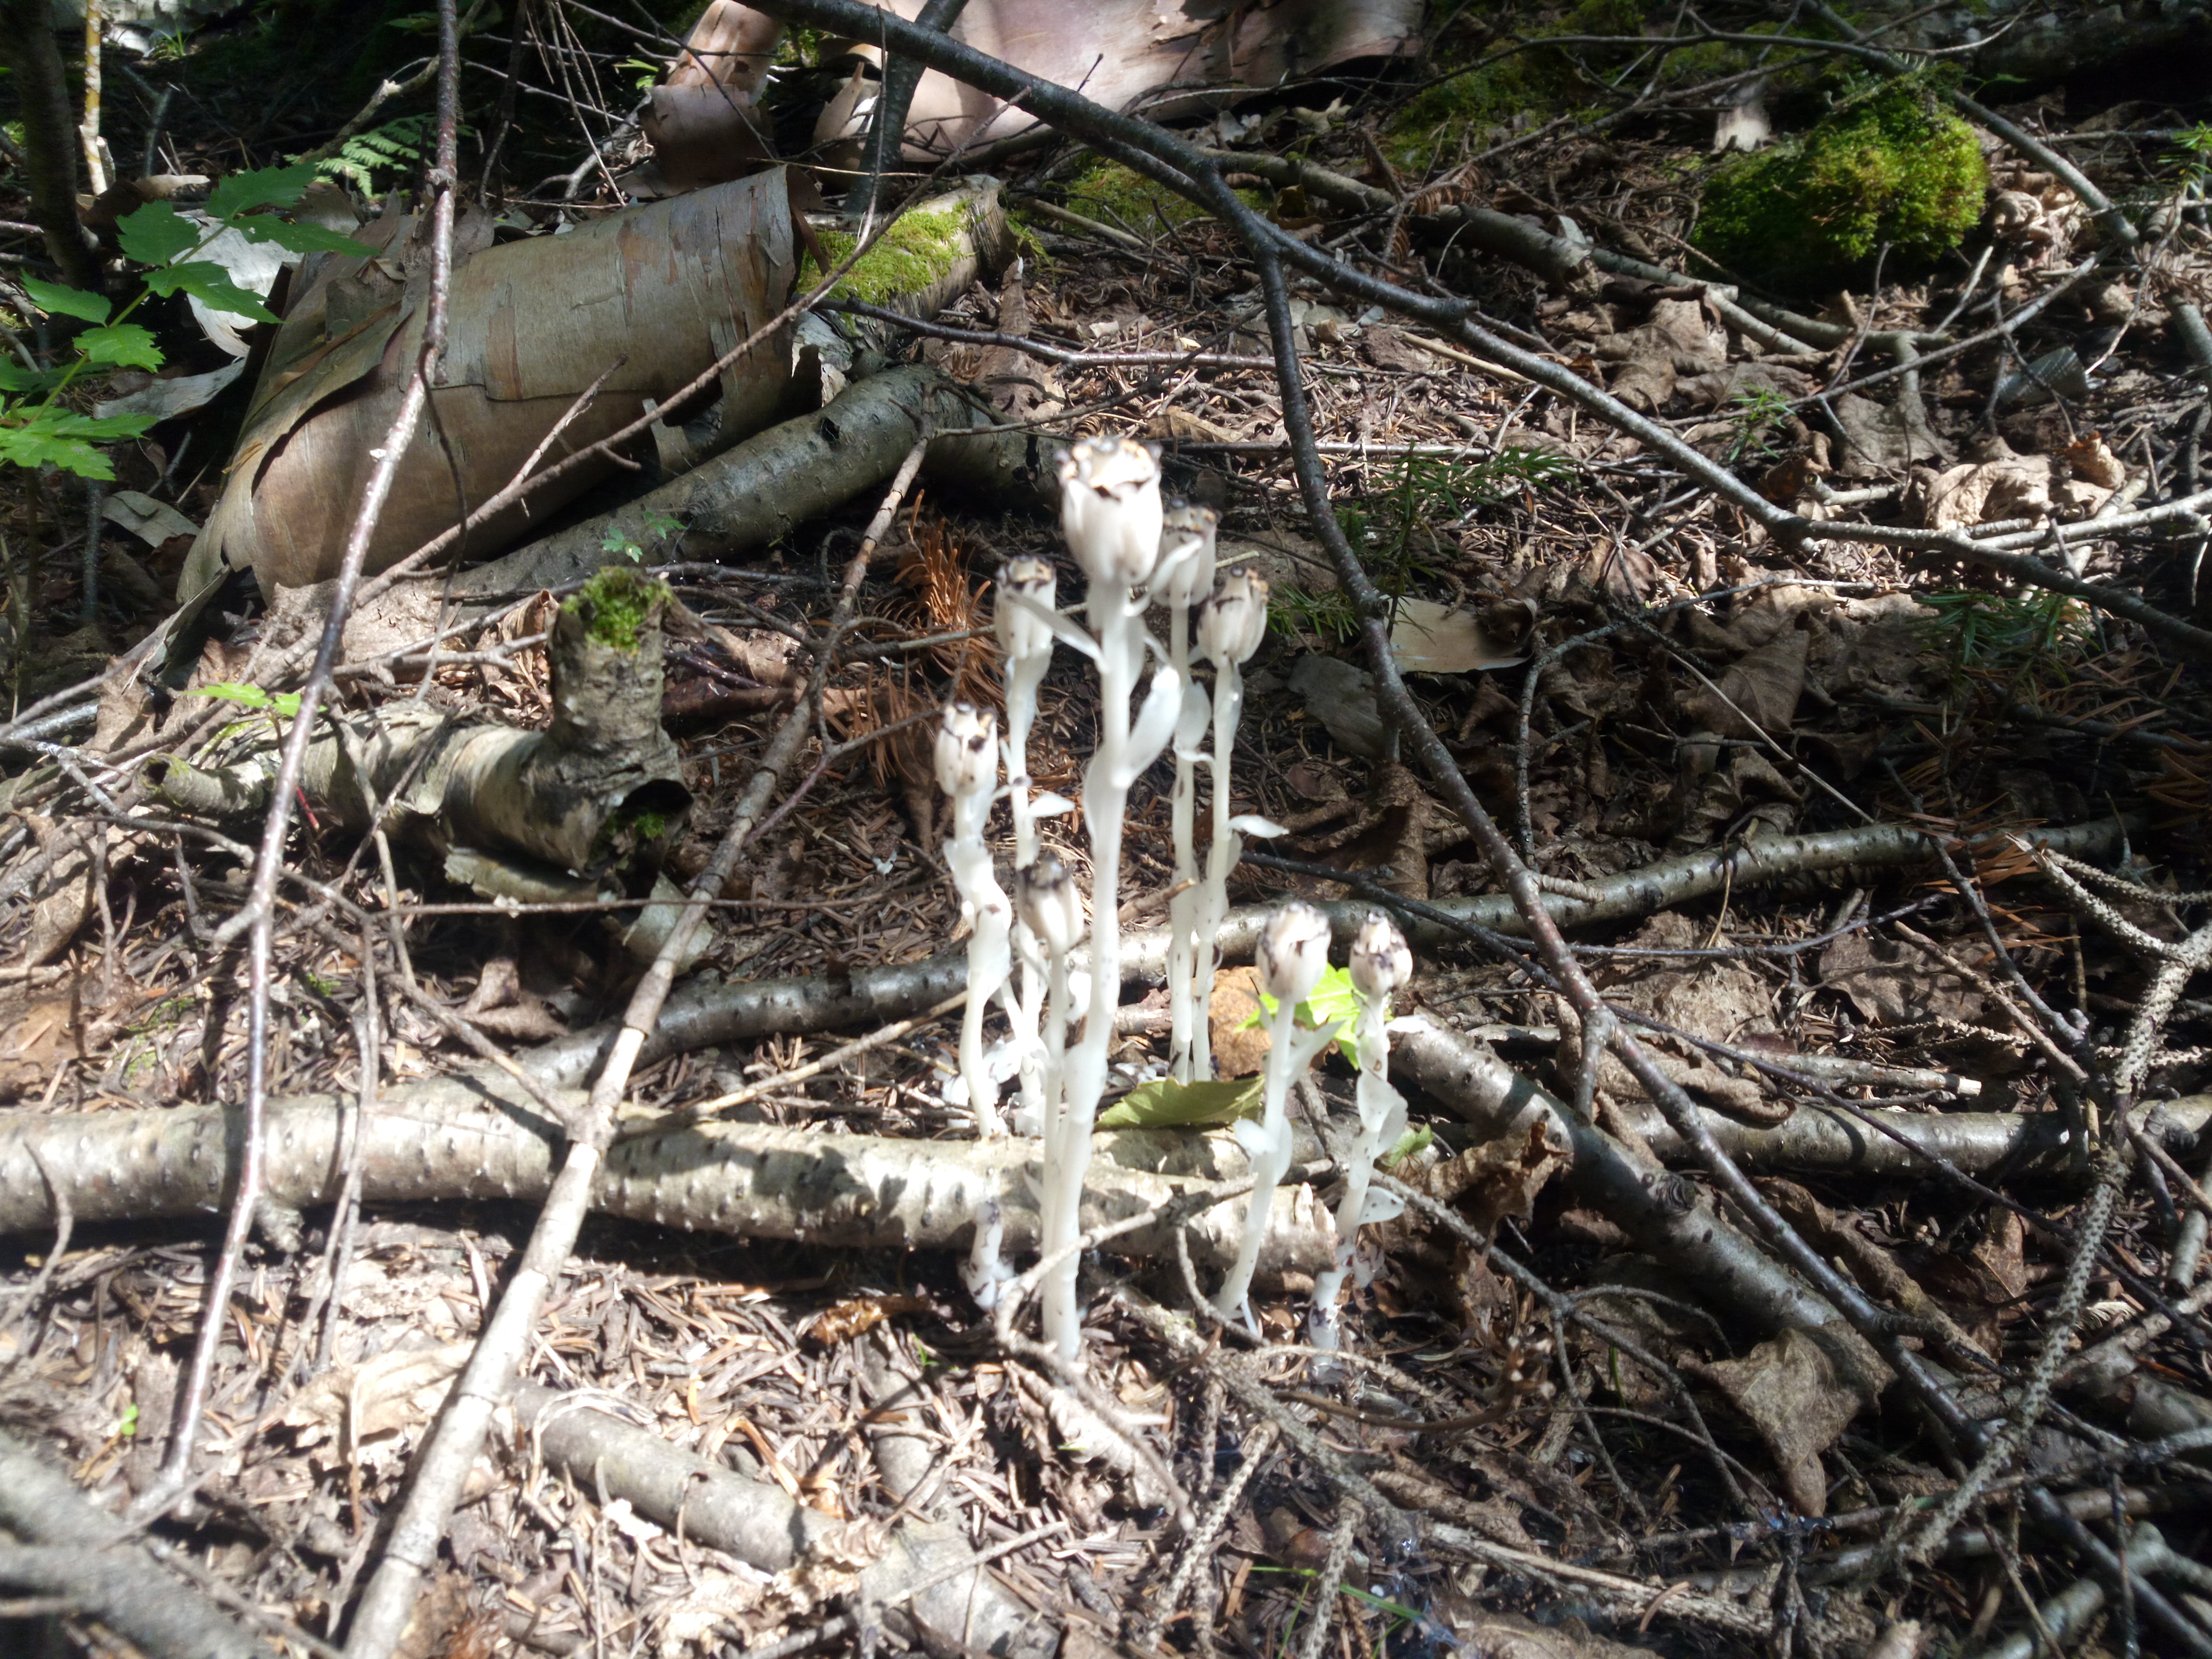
<box><xmin>814</xmin><ymin>208</ymin><xmax>969</xmax><ymax>305</ymax></box>
<box><xmin>566</xmin><ymin>565</ymin><xmax>663</xmax><ymax>652</ymax></box>
<box><xmin>1694</xmin><ymin>80</ymin><xmax>1986</xmax><ymax>291</ymax></box>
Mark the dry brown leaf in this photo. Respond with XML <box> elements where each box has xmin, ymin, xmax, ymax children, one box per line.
<box><xmin>1390</xmin><ymin>598</ymin><xmax>1532</xmax><ymax>674</ymax></box>
<box><xmin>280</xmin><ymin>1342</ymin><xmax>472</xmax><ymax>1472</ymax></box>
<box><xmin>0</xmin><ymin>994</ymin><xmax>81</xmax><ymax>1101</ymax></box>
<box><xmin>1564</xmin><ymin>914</ymin><xmax>1782</xmax><ymax>1118</ymax></box>
<box><xmin>1278</xmin><ymin>760</ymin><xmax>1462</xmax><ymax>899</ymax></box>
<box><xmin>1818</xmin><ymin>933</ymin><xmax>1996</xmax><ymax>1027</ymax></box>
<box><xmin>1405</xmin><ymin>1120</ymin><xmax>1570</xmax><ymax>1235</ymax></box>
<box><xmin>1208</xmin><ymin>967</ymin><xmax>1273</xmax><ymax>1079</ymax></box>
<box><xmin>1690</xmin><ymin>1328</ymin><xmax>1883</xmax><ymax>1516</ymax></box>
<box><xmin>1681</xmin><ymin>629</ymin><xmax>1807</xmax><ymax>739</ymax></box>
<box><xmin>1364</xmin><ymin>325</ymin><xmax>1440</xmax><ymax>374</ymax></box>
<box><xmin>1829</xmin><ymin>391</ymin><xmax>1948</xmax><ymax>477</ymax></box>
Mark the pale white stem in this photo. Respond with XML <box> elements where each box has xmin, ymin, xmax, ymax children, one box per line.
<box><xmin>1312</xmin><ymin>913</ymin><xmax>1410</xmax><ymax>1352</ymax></box>
<box><xmin>1004</xmin><ymin>653</ymin><xmax>1049</xmax><ymax>1127</ymax></box>
<box><xmin>1043</xmin><ymin>593</ymin><xmax>1139</xmax><ymax>1358</ymax></box>
<box><xmin>1166</xmin><ymin>611</ymin><xmax>1202</xmax><ymax>1082</ymax></box>
<box><xmin>1212</xmin><ymin>992</ymin><xmax>1302</xmax><ymax>1326</ymax></box>
<box><xmin>946</xmin><ymin>786</ymin><xmax>1011</xmax><ymax>1138</ymax></box>
<box><xmin>1191</xmin><ymin>657</ymin><xmax>1244</xmax><ymax>1081</ymax></box>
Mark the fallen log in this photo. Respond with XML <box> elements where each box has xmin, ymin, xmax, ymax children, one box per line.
<box><xmin>0</xmin><ymin>1073</ymin><xmax>1336</xmax><ymax>1276</ymax></box>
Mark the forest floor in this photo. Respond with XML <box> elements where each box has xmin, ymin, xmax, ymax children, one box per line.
<box><xmin>3</xmin><ymin>9</ymin><xmax>2212</xmax><ymax>1659</ymax></box>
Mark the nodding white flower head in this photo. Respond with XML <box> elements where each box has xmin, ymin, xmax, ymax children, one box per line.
<box><xmin>993</xmin><ymin>556</ymin><xmax>1058</xmax><ymax>663</ymax></box>
<box><xmin>1153</xmin><ymin>502</ymin><xmax>1219</xmax><ymax>610</ymax></box>
<box><xmin>1016</xmin><ymin>852</ymin><xmax>1084</xmax><ymax>956</ymax></box>
<box><xmin>934</xmin><ymin>702</ymin><xmax>998</xmax><ymax>799</ymax></box>
<box><xmin>1058</xmin><ymin>435</ymin><xmax>1164</xmax><ymax>588</ymax></box>
<box><xmin>1349</xmin><ymin>911</ymin><xmax>1412</xmax><ymax>1001</ymax></box>
<box><xmin>1256</xmin><ymin>900</ymin><xmax>1332</xmax><ymax>1008</ymax></box>
<box><xmin>1198</xmin><ymin>568</ymin><xmax>1270</xmax><ymax>666</ymax></box>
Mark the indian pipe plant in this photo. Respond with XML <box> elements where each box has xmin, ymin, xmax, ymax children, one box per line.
<box><xmin>939</xmin><ymin>433</ymin><xmax>1415</xmax><ymax>1355</ymax></box>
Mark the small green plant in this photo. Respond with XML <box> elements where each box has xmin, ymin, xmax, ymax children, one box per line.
<box><xmin>1</xmin><ymin>163</ymin><xmax>372</xmax><ymax>480</ymax></box>
<box><xmin>187</xmin><ymin>682</ymin><xmax>305</xmax><ymax>718</ymax></box>
<box><xmin>1724</xmin><ymin>383</ymin><xmax>1797</xmax><ymax>464</ymax></box>
<box><xmin>619</xmin><ymin>56</ymin><xmax>665</xmax><ymax>95</ymax></box>
<box><xmin>1918</xmin><ymin>588</ymin><xmax>2091</xmax><ymax>678</ymax></box>
<box><xmin>601</xmin><ymin>510</ymin><xmax>685</xmax><ymax>565</ymax></box>
<box><xmin>312</xmin><ymin>115</ymin><xmax>430</xmax><ymax>197</ymax></box>
<box><xmin>1276</xmin><ymin>447</ymin><xmax>1570</xmax><ymax>642</ymax></box>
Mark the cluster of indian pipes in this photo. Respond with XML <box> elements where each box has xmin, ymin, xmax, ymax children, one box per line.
<box><xmin>933</xmin><ymin>434</ymin><xmax>1414</xmax><ymax>1355</ymax></box>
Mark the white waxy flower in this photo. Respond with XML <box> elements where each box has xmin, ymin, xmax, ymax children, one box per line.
<box><xmin>1349</xmin><ymin>911</ymin><xmax>1412</xmax><ymax>1001</ymax></box>
<box><xmin>1256</xmin><ymin>900</ymin><xmax>1332</xmax><ymax>1007</ymax></box>
<box><xmin>994</xmin><ymin>556</ymin><xmax>1058</xmax><ymax>663</ymax></box>
<box><xmin>1198</xmin><ymin>569</ymin><xmax>1270</xmax><ymax>666</ymax></box>
<box><xmin>1058</xmin><ymin>435</ymin><xmax>1164</xmax><ymax>588</ymax></box>
<box><xmin>1153</xmin><ymin>502</ymin><xmax>1218</xmax><ymax>609</ymax></box>
<box><xmin>1016</xmin><ymin>852</ymin><xmax>1084</xmax><ymax>957</ymax></box>
<box><xmin>934</xmin><ymin>703</ymin><xmax>997</xmax><ymax>799</ymax></box>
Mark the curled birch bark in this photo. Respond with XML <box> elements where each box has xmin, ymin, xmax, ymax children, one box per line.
<box><xmin>0</xmin><ymin>1076</ymin><xmax>1335</xmax><ymax>1276</ymax></box>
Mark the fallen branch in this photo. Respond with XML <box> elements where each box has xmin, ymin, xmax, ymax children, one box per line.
<box><xmin>509</xmin><ymin>1380</ymin><xmax>1047</xmax><ymax>1656</ymax></box>
<box><xmin>0</xmin><ymin>1428</ymin><xmax>298</xmax><ymax>1659</ymax></box>
<box><xmin>524</xmin><ymin>817</ymin><xmax>2132</xmax><ymax>1088</ymax></box>
<box><xmin>342</xmin><ymin>363</ymin><xmax>1054</xmax><ymax>652</ymax></box>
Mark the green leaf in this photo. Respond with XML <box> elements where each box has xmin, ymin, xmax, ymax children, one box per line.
<box><xmin>187</xmin><ymin>682</ymin><xmax>303</xmax><ymax>717</ymax></box>
<box><xmin>146</xmin><ymin>262</ymin><xmax>278</xmax><ymax>323</ymax></box>
<box><xmin>1098</xmin><ymin>1076</ymin><xmax>1265</xmax><ymax>1131</ymax></box>
<box><xmin>79</xmin><ymin>323</ymin><xmax>163</xmax><ymax>371</ymax></box>
<box><xmin>1242</xmin><ymin>963</ymin><xmax>1364</xmax><ymax>1065</ymax></box>
<box><xmin>115</xmin><ymin>199</ymin><xmax>199</xmax><ymax>267</ymax></box>
<box><xmin>1381</xmin><ymin>1125</ymin><xmax>1432</xmax><ymax>1168</ymax></box>
<box><xmin>206</xmin><ymin>161</ymin><xmax>319</xmax><ymax>221</ymax></box>
<box><xmin>20</xmin><ymin>276</ymin><xmax>110</xmax><ymax>324</ymax></box>
<box><xmin>0</xmin><ymin>362</ymin><xmax>69</xmax><ymax>395</ymax></box>
<box><xmin>231</xmin><ymin>216</ymin><xmax>376</xmax><ymax>258</ymax></box>
<box><xmin>0</xmin><ymin>424</ymin><xmax>114</xmax><ymax>478</ymax></box>
<box><xmin>41</xmin><ymin>409</ymin><xmax>158</xmax><ymax>443</ymax></box>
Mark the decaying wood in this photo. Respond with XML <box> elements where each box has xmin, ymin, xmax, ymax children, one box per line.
<box><xmin>342</xmin><ymin>362</ymin><xmax>1051</xmax><ymax>655</ymax></box>
<box><xmin>149</xmin><ymin>569</ymin><xmax>686</xmax><ymax>921</ymax></box>
<box><xmin>180</xmin><ymin>167</ymin><xmax>801</xmax><ymax>599</ymax></box>
<box><xmin>518</xmin><ymin>816</ymin><xmax>2132</xmax><ymax>1087</ymax></box>
<box><xmin>0</xmin><ymin>1428</ymin><xmax>280</xmax><ymax>1659</ymax></box>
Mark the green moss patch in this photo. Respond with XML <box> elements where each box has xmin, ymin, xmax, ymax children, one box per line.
<box><xmin>1695</xmin><ymin>80</ymin><xmax>1986</xmax><ymax>291</ymax></box>
<box><xmin>813</xmin><ymin>208</ymin><xmax>968</xmax><ymax>305</ymax></box>
<box><xmin>1065</xmin><ymin>161</ymin><xmax>1208</xmax><ymax>231</ymax></box>
<box><xmin>567</xmin><ymin>565</ymin><xmax>664</xmax><ymax>652</ymax></box>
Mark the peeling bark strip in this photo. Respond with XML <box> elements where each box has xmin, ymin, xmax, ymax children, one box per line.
<box><xmin>0</xmin><ymin>1078</ymin><xmax>1335</xmax><ymax>1273</ymax></box>
<box><xmin>152</xmin><ymin>568</ymin><xmax>685</xmax><ymax>881</ymax></box>
<box><xmin>181</xmin><ymin>167</ymin><xmax>801</xmax><ymax>600</ymax></box>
